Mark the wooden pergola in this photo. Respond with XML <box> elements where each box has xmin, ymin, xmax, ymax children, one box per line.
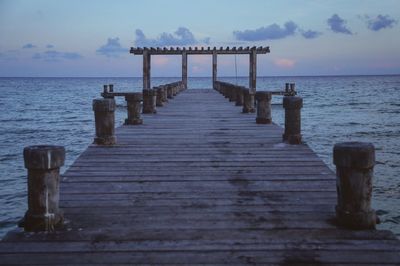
<box><xmin>130</xmin><ymin>46</ymin><xmax>270</xmax><ymax>90</ymax></box>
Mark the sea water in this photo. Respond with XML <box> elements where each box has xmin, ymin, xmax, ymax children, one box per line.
<box><xmin>0</xmin><ymin>76</ymin><xmax>399</xmax><ymax>238</ymax></box>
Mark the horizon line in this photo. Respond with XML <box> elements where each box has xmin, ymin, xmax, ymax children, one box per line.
<box><xmin>0</xmin><ymin>73</ymin><xmax>399</xmax><ymax>78</ymax></box>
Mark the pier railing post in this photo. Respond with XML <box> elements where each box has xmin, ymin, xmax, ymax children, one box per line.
<box><xmin>22</xmin><ymin>145</ymin><xmax>65</xmax><ymax>232</ymax></box>
<box><xmin>92</xmin><ymin>98</ymin><xmax>116</xmax><ymax>145</ymax></box>
<box><xmin>242</xmin><ymin>88</ymin><xmax>255</xmax><ymax>113</ymax></box>
<box><xmin>333</xmin><ymin>142</ymin><xmax>377</xmax><ymax>229</ymax></box>
<box><xmin>167</xmin><ymin>85</ymin><xmax>174</xmax><ymax>99</ymax></box>
<box><xmin>161</xmin><ymin>85</ymin><xmax>168</xmax><ymax>103</ymax></box>
<box><xmin>156</xmin><ymin>86</ymin><xmax>165</xmax><ymax>107</ymax></box>
<box><xmin>235</xmin><ymin>86</ymin><xmax>244</xmax><ymax>106</ymax></box>
<box><xmin>255</xmin><ymin>91</ymin><xmax>272</xmax><ymax>124</ymax></box>
<box><xmin>142</xmin><ymin>89</ymin><xmax>157</xmax><ymax>114</ymax></box>
<box><xmin>282</xmin><ymin>96</ymin><xmax>303</xmax><ymax>144</ymax></box>
<box><xmin>124</xmin><ymin>93</ymin><xmax>143</xmax><ymax>125</ymax></box>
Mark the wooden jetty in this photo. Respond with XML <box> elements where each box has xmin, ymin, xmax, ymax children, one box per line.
<box><xmin>1</xmin><ymin>88</ymin><xmax>400</xmax><ymax>264</ymax></box>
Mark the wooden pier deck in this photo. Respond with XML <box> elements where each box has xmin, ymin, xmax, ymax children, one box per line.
<box><xmin>1</xmin><ymin>89</ymin><xmax>399</xmax><ymax>265</ymax></box>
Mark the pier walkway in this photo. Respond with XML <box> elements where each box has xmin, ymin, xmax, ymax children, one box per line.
<box><xmin>1</xmin><ymin>89</ymin><xmax>399</xmax><ymax>264</ymax></box>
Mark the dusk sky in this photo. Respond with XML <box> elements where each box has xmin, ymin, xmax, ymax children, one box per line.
<box><xmin>0</xmin><ymin>0</ymin><xmax>399</xmax><ymax>77</ymax></box>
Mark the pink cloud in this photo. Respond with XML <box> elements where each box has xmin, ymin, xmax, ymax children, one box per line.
<box><xmin>274</xmin><ymin>58</ymin><xmax>296</xmax><ymax>68</ymax></box>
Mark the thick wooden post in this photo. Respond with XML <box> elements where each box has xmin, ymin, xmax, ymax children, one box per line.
<box><xmin>282</xmin><ymin>96</ymin><xmax>302</xmax><ymax>144</ymax></box>
<box><xmin>182</xmin><ymin>52</ymin><xmax>188</xmax><ymax>89</ymax></box>
<box><xmin>92</xmin><ymin>98</ymin><xmax>116</xmax><ymax>145</ymax></box>
<box><xmin>255</xmin><ymin>91</ymin><xmax>272</xmax><ymax>124</ymax></box>
<box><xmin>235</xmin><ymin>86</ymin><xmax>244</xmax><ymax>106</ymax></box>
<box><xmin>156</xmin><ymin>87</ymin><xmax>165</xmax><ymax>107</ymax></box>
<box><xmin>249</xmin><ymin>49</ymin><xmax>257</xmax><ymax>91</ymax></box>
<box><xmin>143</xmin><ymin>50</ymin><xmax>151</xmax><ymax>89</ymax></box>
<box><xmin>22</xmin><ymin>145</ymin><xmax>65</xmax><ymax>232</ymax></box>
<box><xmin>212</xmin><ymin>51</ymin><xmax>217</xmax><ymax>88</ymax></box>
<box><xmin>333</xmin><ymin>142</ymin><xmax>377</xmax><ymax>229</ymax></box>
<box><xmin>142</xmin><ymin>89</ymin><xmax>157</xmax><ymax>114</ymax></box>
<box><xmin>242</xmin><ymin>88</ymin><xmax>255</xmax><ymax>113</ymax></box>
<box><xmin>124</xmin><ymin>93</ymin><xmax>143</xmax><ymax>125</ymax></box>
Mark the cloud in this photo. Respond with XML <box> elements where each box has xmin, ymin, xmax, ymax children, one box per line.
<box><xmin>96</xmin><ymin>37</ymin><xmax>127</xmax><ymax>57</ymax></box>
<box><xmin>46</xmin><ymin>44</ymin><xmax>55</xmax><ymax>49</ymax></box>
<box><xmin>0</xmin><ymin>50</ymin><xmax>19</xmax><ymax>61</ymax></box>
<box><xmin>301</xmin><ymin>29</ymin><xmax>322</xmax><ymax>39</ymax></box>
<box><xmin>365</xmin><ymin>15</ymin><xmax>397</xmax><ymax>31</ymax></box>
<box><xmin>22</xmin><ymin>43</ymin><xmax>36</xmax><ymax>49</ymax></box>
<box><xmin>135</xmin><ymin>27</ymin><xmax>210</xmax><ymax>46</ymax></box>
<box><xmin>32</xmin><ymin>50</ymin><xmax>83</xmax><ymax>61</ymax></box>
<box><xmin>327</xmin><ymin>14</ymin><xmax>352</xmax><ymax>34</ymax></box>
<box><xmin>233</xmin><ymin>21</ymin><xmax>298</xmax><ymax>41</ymax></box>
<box><xmin>274</xmin><ymin>58</ymin><xmax>296</xmax><ymax>68</ymax></box>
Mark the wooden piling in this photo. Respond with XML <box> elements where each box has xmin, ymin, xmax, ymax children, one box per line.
<box><xmin>142</xmin><ymin>89</ymin><xmax>157</xmax><ymax>114</ymax></box>
<box><xmin>92</xmin><ymin>98</ymin><xmax>116</xmax><ymax>145</ymax></box>
<box><xmin>22</xmin><ymin>145</ymin><xmax>65</xmax><ymax>232</ymax></box>
<box><xmin>124</xmin><ymin>93</ymin><xmax>143</xmax><ymax>125</ymax></box>
<box><xmin>156</xmin><ymin>87</ymin><xmax>165</xmax><ymax>107</ymax></box>
<box><xmin>242</xmin><ymin>88</ymin><xmax>255</xmax><ymax>113</ymax></box>
<box><xmin>235</xmin><ymin>86</ymin><xmax>244</xmax><ymax>106</ymax></box>
<box><xmin>282</xmin><ymin>96</ymin><xmax>302</xmax><ymax>144</ymax></box>
<box><xmin>255</xmin><ymin>91</ymin><xmax>272</xmax><ymax>124</ymax></box>
<box><xmin>333</xmin><ymin>142</ymin><xmax>377</xmax><ymax>229</ymax></box>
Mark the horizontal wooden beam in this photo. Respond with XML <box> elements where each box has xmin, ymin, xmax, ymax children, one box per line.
<box><xmin>130</xmin><ymin>46</ymin><xmax>270</xmax><ymax>55</ymax></box>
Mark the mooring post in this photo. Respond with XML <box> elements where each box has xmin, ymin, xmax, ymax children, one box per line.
<box><xmin>235</xmin><ymin>86</ymin><xmax>244</xmax><ymax>106</ymax></box>
<box><xmin>255</xmin><ymin>91</ymin><xmax>272</xmax><ymax>124</ymax></box>
<box><xmin>282</xmin><ymin>96</ymin><xmax>302</xmax><ymax>144</ymax></box>
<box><xmin>285</xmin><ymin>83</ymin><xmax>290</xmax><ymax>93</ymax></box>
<box><xmin>124</xmin><ymin>93</ymin><xmax>143</xmax><ymax>125</ymax></box>
<box><xmin>22</xmin><ymin>145</ymin><xmax>65</xmax><ymax>232</ymax></box>
<box><xmin>108</xmin><ymin>84</ymin><xmax>114</xmax><ymax>92</ymax></box>
<box><xmin>242</xmin><ymin>88</ymin><xmax>255</xmax><ymax>113</ymax></box>
<box><xmin>103</xmin><ymin>85</ymin><xmax>108</xmax><ymax>93</ymax></box>
<box><xmin>229</xmin><ymin>84</ymin><xmax>236</xmax><ymax>102</ymax></box>
<box><xmin>167</xmin><ymin>85</ymin><xmax>173</xmax><ymax>99</ymax></box>
<box><xmin>333</xmin><ymin>142</ymin><xmax>377</xmax><ymax>229</ymax></box>
<box><xmin>92</xmin><ymin>98</ymin><xmax>116</xmax><ymax>145</ymax></box>
<box><xmin>161</xmin><ymin>85</ymin><xmax>168</xmax><ymax>103</ymax></box>
<box><xmin>142</xmin><ymin>88</ymin><xmax>156</xmax><ymax>113</ymax></box>
<box><xmin>156</xmin><ymin>86</ymin><xmax>164</xmax><ymax>107</ymax></box>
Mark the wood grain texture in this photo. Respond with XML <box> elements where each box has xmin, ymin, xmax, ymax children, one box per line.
<box><xmin>1</xmin><ymin>89</ymin><xmax>399</xmax><ymax>265</ymax></box>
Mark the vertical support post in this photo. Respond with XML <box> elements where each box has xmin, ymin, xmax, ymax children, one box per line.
<box><xmin>255</xmin><ymin>91</ymin><xmax>272</xmax><ymax>124</ymax></box>
<box><xmin>242</xmin><ymin>88</ymin><xmax>255</xmax><ymax>113</ymax></box>
<box><xmin>124</xmin><ymin>93</ymin><xmax>143</xmax><ymax>125</ymax></box>
<box><xmin>142</xmin><ymin>88</ymin><xmax>157</xmax><ymax>114</ymax></box>
<box><xmin>22</xmin><ymin>145</ymin><xmax>65</xmax><ymax>232</ymax></box>
<box><xmin>333</xmin><ymin>142</ymin><xmax>377</xmax><ymax>229</ymax></box>
<box><xmin>92</xmin><ymin>98</ymin><xmax>116</xmax><ymax>145</ymax></box>
<box><xmin>156</xmin><ymin>87</ymin><xmax>165</xmax><ymax>107</ymax></box>
<box><xmin>282</xmin><ymin>96</ymin><xmax>302</xmax><ymax>144</ymax></box>
<box><xmin>249</xmin><ymin>49</ymin><xmax>257</xmax><ymax>91</ymax></box>
<box><xmin>235</xmin><ymin>86</ymin><xmax>244</xmax><ymax>106</ymax></box>
<box><xmin>212</xmin><ymin>51</ymin><xmax>217</xmax><ymax>88</ymax></box>
<box><xmin>143</xmin><ymin>50</ymin><xmax>151</xmax><ymax>89</ymax></box>
<box><xmin>182</xmin><ymin>52</ymin><xmax>188</xmax><ymax>89</ymax></box>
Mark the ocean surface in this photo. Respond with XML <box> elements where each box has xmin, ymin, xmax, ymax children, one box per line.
<box><xmin>0</xmin><ymin>76</ymin><xmax>399</xmax><ymax>239</ymax></box>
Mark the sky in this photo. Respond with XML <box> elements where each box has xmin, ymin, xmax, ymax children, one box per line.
<box><xmin>0</xmin><ymin>0</ymin><xmax>399</xmax><ymax>77</ymax></box>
